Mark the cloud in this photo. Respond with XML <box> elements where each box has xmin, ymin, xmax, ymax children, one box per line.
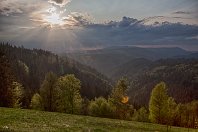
<box><xmin>186</xmin><ymin>35</ymin><xmax>198</xmax><ymax>40</ymax></box>
<box><xmin>118</xmin><ymin>16</ymin><xmax>138</xmax><ymax>27</ymax></box>
<box><xmin>0</xmin><ymin>0</ymin><xmax>46</xmax><ymax>16</ymax></box>
<box><xmin>173</xmin><ymin>11</ymin><xmax>191</xmax><ymax>15</ymax></box>
<box><xmin>0</xmin><ymin>0</ymin><xmax>23</xmax><ymax>16</ymax></box>
<box><xmin>48</xmin><ymin>0</ymin><xmax>71</xmax><ymax>7</ymax></box>
<box><xmin>74</xmin><ymin>16</ymin><xmax>198</xmax><ymax>49</ymax></box>
<box><xmin>29</xmin><ymin>10</ymin><xmax>92</xmax><ymax>29</ymax></box>
<box><xmin>1</xmin><ymin>9</ymin><xmax>198</xmax><ymax>52</ymax></box>
<box><xmin>63</xmin><ymin>12</ymin><xmax>92</xmax><ymax>27</ymax></box>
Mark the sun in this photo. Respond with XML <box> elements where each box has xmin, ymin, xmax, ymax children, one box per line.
<box><xmin>44</xmin><ymin>12</ymin><xmax>64</xmax><ymax>26</ymax></box>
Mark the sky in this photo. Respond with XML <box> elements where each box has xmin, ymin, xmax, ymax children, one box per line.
<box><xmin>0</xmin><ymin>0</ymin><xmax>198</xmax><ymax>52</ymax></box>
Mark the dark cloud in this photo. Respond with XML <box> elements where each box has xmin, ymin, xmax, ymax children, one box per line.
<box><xmin>75</xmin><ymin>17</ymin><xmax>198</xmax><ymax>49</ymax></box>
<box><xmin>173</xmin><ymin>11</ymin><xmax>191</xmax><ymax>15</ymax></box>
<box><xmin>117</xmin><ymin>17</ymin><xmax>138</xmax><ymax>27</ymax></box>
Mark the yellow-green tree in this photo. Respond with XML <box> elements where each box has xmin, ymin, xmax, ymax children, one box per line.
<box><xmin>166</xmin><ymin>97</ymin><xmax>177</xmax><ymax>131</ymax></box>
<box><xmin>89</xmin><ymin>97</ymin><xmax>115</xmax><ymax>118</ymax></box>
<box><xmin>30</xmin><ymin>93</ymin><xmax>43</xmax><ymax>110</ymax></box>
<box><xmin>12</xmin><ymin>81</ymin><xmax>24</xmax><ymax>108</ymax></box>
<box><xmin>132</xmin><ymin>107</ymin><xmax>149</xmax><ymax>122</ymax></box>
<box><xmin>149</xmin><ymin>82</ymin><xmax>168</xmax><ymax>124</ymax></box>
<box><xmin>55</xmin><ymin>74</ymin><xmax>82</xmax><ymax>114</ymax></box>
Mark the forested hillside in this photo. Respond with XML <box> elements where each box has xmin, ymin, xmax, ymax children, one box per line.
<box><xmin>67</xmin><ymin>46</ymin><xmax>198</xmax><ymax>107</ymax></box>
<box><xmin>0</xmin><ymin>43</ymin><xmax>112</xmax><ymax>108</ymax></box>
<box><xmin>67</xmin><ymin>46</ymin><xmax>191</xmax><ymax>76</ymax></box>
<box><xmin>1</xmin><ymin>43</ymin><xmax>197</xmax><ymax>109</ymax></box>
<box><xmin>113</xmin><ymin>58</ymin><xmax>198</xmax><ymax>107</ymax></box>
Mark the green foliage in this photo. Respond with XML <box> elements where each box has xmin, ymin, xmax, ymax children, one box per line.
<box><xmin>81</xmin><ymin>97</ymin><xmax>90</xmax><ymax>115</ymax></box>
<box><xmin>115</xmin><ymin>59</ymin><xmax>198</xmax><ymax>107</ymax></box>
<box><xmin>161</xmin><ymin>98</ymin><xmax>198</xmax><ymax>128</ymax></box>
<box><xmin>110</xmin><ymin>78</ymin><xmax>128</xmax><ymax>103</ymax></box>
<box><xmin>149</xmin><ymin>82</ymin><xmax>168</xmax><ymax>124</ymax></box>
<box><xmin>132</xmin><ymin>107</ymin><xmax>149</xmax><ymax>122</ymax></box>
<box><xmin>89</xmin><ymin>97</ymin><xmax>115</xmax><ymax>118</ymax></box>
<box><xmin>110</xmin><ymin>78</ymin><xmax>133</xmax><ymax>120</ymax></box>
<box><xmin>40</xmin><ymin>72</ymin><xmax>57</xmax><ymax>112</ymax></box>
<box><xmin>166</xmin><ymin>97</ymin><xmax>177</xmax><ymax>126</ymax></box>
<box><xmin>181</xmin><ymin>101</ymin><xmax>198</xmax><ymax>128</ymax></box>
<box><xmin>55</xmin><ymin>74</ymin><xmax>82</xmax><ymax>114</ymax></box>
<box><xmin>0</xmin><ymin>51</ymin><xmax>14</xmax><ymax>107</ymax></box>
<box><xmin>30</xmin><ymin>93</ymin><xmax>43</xmax><ymax>110</ymax></box>
<box><xmin>12</xmin><ymin>82</ymin><xmax>24</xmax><ymax>108</ymax></box>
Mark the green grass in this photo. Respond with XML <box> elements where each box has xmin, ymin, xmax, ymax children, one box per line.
<box><xmin>0</xmin><ymin>107</ymin><xmax>197</xmax><ymax>132</ymax></box>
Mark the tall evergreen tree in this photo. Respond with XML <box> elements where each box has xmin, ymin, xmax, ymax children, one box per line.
<box><xmin>110</xmin><ymin>78</ymin><xmax>133</xmax><ymax>119</ymax></box>
<box><xmin>0</xmin><ymin>51</ymin><xmax>14</xmax><ymax>107</ymax></box>
<box><xmin>149</xmin><ymin>82</ymin><xmax>168</xmax><ymax>124</ymax></box>
<box><xmin>40</xmin><ymin>72</ymin><xmax>57</xmax><ymax>111</ymax></box>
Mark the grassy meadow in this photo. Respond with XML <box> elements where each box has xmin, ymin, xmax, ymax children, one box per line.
<box><xmin>0</xmin><ymin>107</ymin><xmax>197</xmax><ymax>132</ymax></box>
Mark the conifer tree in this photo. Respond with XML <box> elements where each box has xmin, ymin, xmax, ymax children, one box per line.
<box><xmin>40</xmin><ymin>72</ymin><xmax>57</xmax><ymax>111</ymax></box>
<box><xmin>149</xmin><ymin>82</ymin><xmax>168</xmax><ymax>124</ymax></box>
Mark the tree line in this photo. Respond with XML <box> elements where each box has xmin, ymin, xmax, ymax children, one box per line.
<box><xmin>2</xmin><ymin>68</ymin><xmax>197</xmax><ymax>129</ymax></box>
<box><xmin>149</xmin><ymin>82</ymin><xmax>198</xmax><ymax>129</ymax></box>
<box><xmin>30</xmin><ymin>73</ymin><xmax>134</xmax><ymax>120</ymax></box>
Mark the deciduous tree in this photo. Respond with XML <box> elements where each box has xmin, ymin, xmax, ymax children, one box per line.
<box><xmin>55</xmin><ymin>74</ymin><xmax>82</xmax><ymax>114</ymax></box>
<box><xmin>30</xmin><ymin>93</ymin><xmax>43</xmax><ymax>110</ymax></box>
<box><xmin>89</xmin><ymin>97</ymin><xmax>115</xmax><ymax>118</ymax></box>
<box><xmin>12</xmin><ymin>81</ymin><xmax>24</xmax><ymax>108</ymax></box>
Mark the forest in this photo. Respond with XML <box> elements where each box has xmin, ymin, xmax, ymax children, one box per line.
<box><xmin>0</xmin><ymin>43</ymin><xmax>198</xmax><ymax>129</ymax></box>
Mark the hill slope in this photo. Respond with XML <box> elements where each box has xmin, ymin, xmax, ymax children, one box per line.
<box><xmin>0</xmin><ymin>44</ymin><xmax>112</xmax><ymax>107</ymax></box>
<box><xmin>67</xmin><ymin>46</ymin><xmax>191</xmax><ymax>76</ymax></box>
<box><xmin>0</xmin><ymin>107</ymin><xmax>194</xmax><ymax>132</ymax></box>
<box><xmin>114</xmin><ymin>58</ymin><xmax>198</xmax><ymax>106</ymax></box>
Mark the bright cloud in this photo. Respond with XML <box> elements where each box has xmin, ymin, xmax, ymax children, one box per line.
<box><xmin>48</xmin><ymin>0</ymin><xmax>71</xmax><ymax>7</ymax></box>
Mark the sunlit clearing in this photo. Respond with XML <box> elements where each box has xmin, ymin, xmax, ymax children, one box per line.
<box><xmin>44</xmin><ymin>13</ymin><xmax>64</xmax><ymax>26</ymax></box>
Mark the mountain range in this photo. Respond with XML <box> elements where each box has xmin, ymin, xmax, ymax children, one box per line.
<box><xmin>67</xmin><ymin>46</ymin><xmax>194</xmax><ymax>76</ymax></box>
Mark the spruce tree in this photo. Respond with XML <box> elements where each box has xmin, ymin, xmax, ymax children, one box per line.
<box><xmin>40</xmin><ymin>72</ymin><xmax>57</xmax><ymax>111</ymax></box>
<box><xmin>149</xmin><ymin>82</ymin><xmax>168</xmax><ymax>124</ymax></box>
